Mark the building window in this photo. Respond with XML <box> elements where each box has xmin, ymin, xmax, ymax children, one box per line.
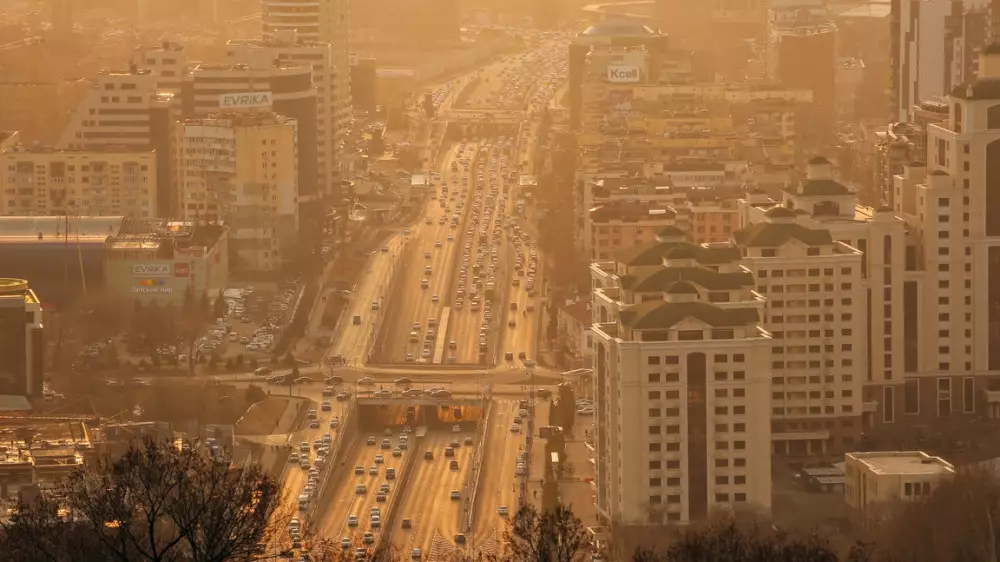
<box><xmin>938</xmin><ymin>378</ymin><xmax>952</xmax><ymax>416</ymax></box>
<box><xmin>904</xmin><ymin>379</ymin><xmax>919</xmax><ymax>415</ymax></box>
<box><xmin>883</xmin><ymin>387</ymin><xmax>895</xmax><ymax>423</ymax></box>
<box><xmin>963</xmin><ymin>377</ymin><xmax>975</xmax><ymax>413</ymax></box>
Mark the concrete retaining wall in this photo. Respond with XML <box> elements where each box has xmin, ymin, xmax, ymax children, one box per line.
<box><xmin>306</xmin><ymin>399</ymin><xmax>359</xmax><ymax>533</ymax></box>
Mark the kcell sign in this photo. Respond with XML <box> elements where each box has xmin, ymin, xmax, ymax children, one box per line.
<box><xmin>606</xmin><ymin>66</ymin><xmax>640</xmax><ymax>83</ymax></box>
<box><xmin>219</xmin><ymin>91</ymin><xmax>273</xmax><ymax>109</ymax></box>
<box><xmin>132</xmin><ymin>264</ymin><xmax>170</xmax><ymax>277</ymax></box>
<box><xmin>174</xmin><ymin>262</ymin><xmax>190</xmax><ymax>278</ymax></box>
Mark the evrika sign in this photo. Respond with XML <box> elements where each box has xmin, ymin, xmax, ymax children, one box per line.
<box><xmin>606</xmin><ymin>66</ymin><xmax>640</xmax><ymax>83</ymax></box>
<box><xmin>132</xmin><ymin>264</ymin><xmax>170</xmax><ymax>277</ymax></box>
<box><xmin>219</xmin><ymin>91</ymin><xmax>273</xmax><ymax>109</ymax></box>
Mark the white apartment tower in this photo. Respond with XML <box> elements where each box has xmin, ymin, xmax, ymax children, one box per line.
<box><xmin>590</xmin><ymin>233</ymin><xmax>772</xmax><ymax>525</ymax></box>
<box><xmin>734</xmin><ymin>204</ymin><xmax>866</xmax><ymax>454</ymax></box>
<box><xmin>890</xmin><ymin>45</ymin><xmax>1000</xmax><ymax>422</ymax></box>
<box><xmin>261</xmin><ymin>0</ymin><xmax>352</xmax><ymax>172</ymax></box>
<box><xmin>175</xmin><ymin>112</ymin><xmax>298</xmax><ymax>272</ymax></box>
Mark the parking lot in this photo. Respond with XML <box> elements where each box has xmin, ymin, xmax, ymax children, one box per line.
<box><xmin>195</xmin><ymin>282</ymin><xmax>303</xmax><ymax>362</ymax></box>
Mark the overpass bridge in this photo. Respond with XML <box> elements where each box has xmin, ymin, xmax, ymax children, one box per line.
<box><xmin>445</xmin><ymin>109</ymin><xmax>527</xmax><ymax>124</ymax></box>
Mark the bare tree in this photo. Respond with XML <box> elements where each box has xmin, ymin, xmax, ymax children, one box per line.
<box><xmin>2</xmin><ymin>437</ymin><xmax>283</xmax><ymax>562</ymax></box>
<box><xmin>487</xmin><ymin>502</ymin><xmax>593</xmax><ymax>562</ymax></box>
<box><xmin>662</xmin><ymin>519</ymin><xmax>866</xmax><ymax>562</ymax></box>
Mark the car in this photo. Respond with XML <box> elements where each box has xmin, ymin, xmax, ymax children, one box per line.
<box><xmin>380</xmin><ymin>483</ymin><xmax>391</xmax><ymax>493</ymax></box>
<box><xmin>330</xmin><ymin>418</ymin><xmax>339</xmax><ymax>429</ymax></box>
<box><xmin>498</xmin><ymin>506</ymin><xmax>509</xmax><ymax>517</ymax></box>
<box><xmin>363</xmin><ymin>532</ymin><xmax>374</xmax><ymax>545</ymax></box>
<box><xmin>356</xmin><ymin>484</ymin><xmax>367</xmax><ymax>494</ymax></box>
<box><xmin>369</xmin><ymin>466</ymin><xmax>379</xmax><ymax>475</ymax></box>
<box><xmin>454</xmin><ymin>533</ymin><xmax>466</xmax><ymax>544</ymax></box>
<box><xmin>392</xmin><ymin>447</ymin><xmax>402</xmax><ymax>457</ymax></box>
<box><xmin>402</xmin><ymin>518</ymin><xmax>413</xmax><ymax>529</ymax></box>
<box><xmin>381</xmin><ymin>245</ymin><xmax>389</xmax><ymax>252</ymax></box>
<box><xmin>450</xmin><ymin>490</ymin><xmax>461</xmax><ymax>500</ymax></box>
<box><xmin>445</xmin><ymin>447</ymin><xmax>454</xmax><ymax>457</ymax></box>
<box><xmin>321</xmin><ymin>401</ymin><xmax>332</xmax><ymax>411</ymax></box>
<box><xmin>424</xmin><ymin>451</ymin><xmax>434</xmax><ymax>460</ymax></box>
<box><xmin>309</xmin><ymin>420</ymin><xmax>320</xmax><ymax>429</ymax></box>
<box><xmin>307</xmin><ymin>409</ymin><xmax>317</xmax><ymax>420</ymax></box>
<box><xmin>366</xmin><ymin>436</ymin><xmax>376</xmax><ymax>446</ymax></box>
<box><xmin>510</xmin><ymin>423</ymin><xmax>521</xmax><ymax>433</ymax></box>
<box><xmin>504</xmin><ymin>351</ymin><xmax>514</xmax><ymax>360</ymax></box>
<box><xmin>376</xmin><ymin>492</ymin><xmax>387</xmax><ymax>502</ymax></box>
<box><xmin>450</xmin><ymin>459</ymin><xmax>459</xmax><ymax>470</ymax></box>
<box><xmin>347</xmin><ymin>515</ymin><xmax>358</xmax><ymax>527</ymax></box>
<box><xmin>358</xmin><ymin>376</ymin><xmax>376</xmax><ymax>386</ymax></box>
<box><xmin>375</xmin><ymin>454</ymin><xmax>385</xmax><ymax>464</ymax></box>
<box><xmin>381</xmin><ymin>438</ymin><xmax>391</xmax><ymax>449</ymax></box>
<box><xmin>411</xmin><ymin>548</ymin><xmax>422</xmax><ymax>560</ymax></box>
<box><xmin>464</xmin><ymin>436</ymin><xmax>473</xmax><ymax>445</ymax></box>
<box><xmin>355</xmin><ymin>465</ymin><xmax>364</xmax><ymax>475</ymax></box>
<box><xmin>452</xmin><ymin>424</ymin><xmax>461</xmax><ymax>433</ymax></box>
<box><xmin>341</xmin><ymin>537</ymin><xmax>352</xmax><ymax>550</ymax></box>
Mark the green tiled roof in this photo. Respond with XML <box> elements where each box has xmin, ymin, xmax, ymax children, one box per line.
<box><xmin>615</xmin><ymin>241</ymin><xmax>741</xmax><ymax>267</ymax></box>
<box><xmin>620</xmin><ymin>300</ymin><xmax>759</xmax><ymax>330</ymax></box>
<box><xmin>732</xmin><ymin>222</ymin><xmax>833</xmax><ymax>247</ymax></box>
<box><xmin>621</xmin><ymin>266</ymin><xmax>754</xmax><ymax>292</ymax></box>
<box><xmin>799</xmin><ymin>179</ymin><xmax>851</xmax><ymax>196</ymax></box>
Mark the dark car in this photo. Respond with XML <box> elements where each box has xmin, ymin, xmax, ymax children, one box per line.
<box><xmin>424</xmin><ymin>451</ymin><xmax>434</xmax><ymax>460</ymax></box>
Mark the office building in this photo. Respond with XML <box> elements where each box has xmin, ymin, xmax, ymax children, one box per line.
<box><xmin>261</xmin><ymin>0</ymin><xmax>352</xmax><ymax>160</ymax></box>
<box><xmin>0</xmin><ymin>141</ymin><xmax>157</xmax><ymax>219</ymax></box>
<box><xmin>844</xmin><ymin>451</ymin><xmax>954</xmax><ymax>526</ymax></box>
<box><xmin>131</xmin><ymin>41</ymin><xmax>187</xmax><ymax>95</ymax></box>
<box><xmin>587</xmin><ymin>203</ymin><xmax>686</xmax><ymax>261</ymax></box>
<box><xmin>226</xmin><ymin>32</ymin><xmax>339</xmax><ymax>198</ymax></box>
<box><xmin>175</xmin><ymin>112</ymin><xmax>298</xmax><ymax>272</ymax></box>
<box><xmin>184</xmin><ymin>63</ymin><xmax>317</xmax><ymax>205</ymax></box>
<box><xmin>590</xmin><ymin>231</ymin><xmax>772</xmax><ymax>525</ymax></box>
<box><xmin>0</xmin><ymin>278</ymin><xmax>43</xmax><ymax>398</ymax></box>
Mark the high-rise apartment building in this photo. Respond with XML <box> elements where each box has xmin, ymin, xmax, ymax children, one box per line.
<box><xmin>590</xmin><ymin>231</ymin><xmax>773</xmax><ymax>525</ymax></box>
<box><xmin>261</xmin><ymin>0</ymin><xmax>352</xmax><ymax>170</ymax></box>
<box><xmin>0</xmin><ymin>141</ymin><xmax>157</xmax><ymax>219</ymax></box>
<box><xmin>174</xmin><ymin>112</ymin><xmax>298</xmax><ymax>272</ymax></box>
<box><xmin>226</xmin><ymin>32</ymin><xmax>338</xmax><ymax>198</ymax></box>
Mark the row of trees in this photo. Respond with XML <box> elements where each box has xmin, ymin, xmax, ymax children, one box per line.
<box><xmin>7</xmin><ymin>438</ymin><xmax>1000</xmax><ymax>562</ymax></box>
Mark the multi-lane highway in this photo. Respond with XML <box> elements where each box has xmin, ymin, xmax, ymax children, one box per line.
<box><xmin>470</xmin><ymin>399</ymin><xmax>523</xmax><ymax>553</ymax></box>
<box><xmin>392</xmin><ymin>430</ymin><xmax>477</xmax><ymax>559</ymax></box>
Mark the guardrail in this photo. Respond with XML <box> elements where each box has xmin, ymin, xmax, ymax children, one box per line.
<box><xmin>368</xmin><ymin>238</ymin><xmax>411</xmax><ymax>364</ymax></box>
<box><xmin>464</xmin><ymin>396</ymin><xmax>493</xmax><ymax>531</ymax></box>
<box><xmin>306</xmin><ymin>398</ymin><xmax>357</xmax><ymax>534</ymax></box>
<box><xmin>371</xmin><ymin>432</ymin><xmax>426</xmax><ymax>558</ymax></box>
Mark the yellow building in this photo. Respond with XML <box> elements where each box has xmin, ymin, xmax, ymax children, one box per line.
<box><xmin>0</xmin><ymin>137</ymin><xmax>158</xmax><ymax>218</ymax></box>
<box><xmin>681</xmin><ymin>200</ymin><xmax>740</xmax><ymax>244</ymax></box>
<box><xmin>175</xmin><ymin>111</ymin><xmax>298</xmax><ymax>272</ymax></box>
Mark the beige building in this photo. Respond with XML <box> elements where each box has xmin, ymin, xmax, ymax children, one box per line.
<box><xmin>0</xmin><ymin>278</ymin><xmax>44</xmax><ymax>398</ymax></box>
<box><xmin>844</xmin><ymin>451</ymin><xmax>954</xmax><ymax>526</ymax></box>
<box><xmin>590</xmin><ymin>230</ymin><xmax>773</xmax><ymax>525</ymax></box>
<box><xmin>0</xmin><ymin>140</ymin><xmax>157</xmax><ymax>218</ymax></box>
<box><xmin>588</xmin><ymin>202</ymin><xmax>686</xmax><ymax>261</ymax></box>
<box><xmin>734</xmin><ymin>206</ymin><xmax>866</xmax><ymax>454</ymax></box>
<box><xmin>739</xmin><ymin>156</ymin><xmax>909</xmax><ymax>436</ymax></box>
<box><xmin>175</xmin><ymin>111</ymin><xmax>298</xmax><ymax>272</ymax></box>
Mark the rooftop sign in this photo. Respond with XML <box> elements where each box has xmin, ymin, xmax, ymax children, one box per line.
<box><xmin>606</xmin><ymin>66</ymin><xmax>640</xmax><ymax>83</ymax></box>
<box><xmin>219</xmin><ymin>91</ymin><xmax>273</xmax><ymax>109</ymax></box>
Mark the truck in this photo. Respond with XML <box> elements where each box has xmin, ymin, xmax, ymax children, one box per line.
<box><xmin>485</xmin><ymin>281</ymin><xmax>497</xmax><ymax>301</ymax></box>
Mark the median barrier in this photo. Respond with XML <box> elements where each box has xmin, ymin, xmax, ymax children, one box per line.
<box><xmin>464</xmin><ymin>397</ymin><xmax>493</xmax><ymax>531</ymax></box>
<box><xmin>372</xmin><ymin>432</ymin><xmax>425</xmax><ymax>558</ymax></box>
<box><xmin>306</xmin><ymin>399</ymin><xmax>358</xmax><ymax>534</ymax></box>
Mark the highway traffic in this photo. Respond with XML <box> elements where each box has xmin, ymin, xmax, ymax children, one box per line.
<box><xmin>285</xmin><ymin>38</ymin><xmax>569</xmax><ymax>560</ymax></box>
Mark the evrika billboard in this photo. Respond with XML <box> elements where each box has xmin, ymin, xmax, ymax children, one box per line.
<box><xmin>219</xmin><ymin>91</ymin><xmax>273</xmax><ymax>109</ymax></box>
<box><xmin>132</xmin><ymin>264</ymin><xmax>170</xmax><ymax>277</ymax></box>
<box><xmin>606</xmin><ymin>66</ymin><xmax>640</xmax><ymax>83</ymax></box>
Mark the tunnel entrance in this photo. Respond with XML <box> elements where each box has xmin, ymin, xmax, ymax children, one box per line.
<box><xmin>357</xmin><ymin>403</ymin><xmax>484</xmax><ymax>431</ymax></box>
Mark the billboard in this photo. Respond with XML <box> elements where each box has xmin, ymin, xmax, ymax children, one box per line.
<box><xmin>173</xmin><ymin>262</ymin><xmax>190</xmax><ymax>278</ymax></box>
<box><xmin>134</xmin><ymin>278</ymin><xmax>172</xmax><ymax>294</ymax></box>
<box><xmin>132</xmin><ymin>264</ymin><xmax>170</xmax><ymax>277</ymax></box>
<box><xmin>608</xmin><ymin>90</ymin><xmax>633</xmax><ymax>113</ymax></box>
<box><xmin>606</xmin><ymin>66</ymin><xmax>640</xmax><ymax>83</ymax></box>
<box><xmin>219</xmin><ymin>91</ymin><xmax>273</xmax><ymax>109</ymax></box>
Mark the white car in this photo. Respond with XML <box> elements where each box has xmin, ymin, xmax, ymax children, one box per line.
<box><xmin>452</xmin><ymin>424</ymin><xmax>461</xmax><ymax>433</ymax></box>
<box><xmin>498</xmin><ymin>506</ymin><xmax>509</xmax><ymax>517</ymax></box>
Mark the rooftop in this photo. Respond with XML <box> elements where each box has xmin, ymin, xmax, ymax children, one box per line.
<box><xmin>847</xmin><ymin>451</ymin><xmax>955</xmax><ymax>476</ymax></box>
<box><xmin>581</xmin><ymin>20</ymin><xmax>659</xmax><ymax>38</ymax></box>
<box><xmin>620</xmin><ymin>300</ymin><xmax>759</xmax><ymax>330</ymax></box>
<box><xmin>732</xmin><ymin>221</ymin><xmax>834</xmax><ymax>247</ymax></box>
